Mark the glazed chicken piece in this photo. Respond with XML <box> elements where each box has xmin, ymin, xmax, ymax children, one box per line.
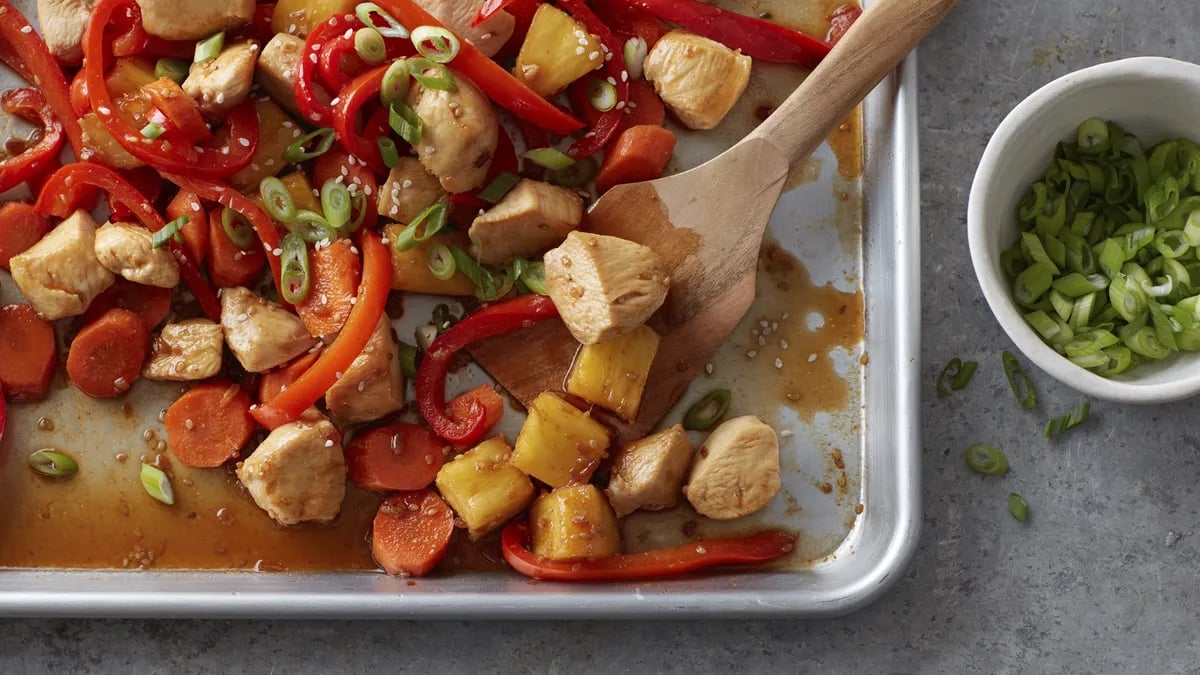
<box><xmin>468</xmin><ymin>179</ymin><xmax>583</xmax><ymax>265</ymax></box>
<box><xmin>407</xmin><ymin>71</ymin><xmax>498</xmax><ymax>193</ymax></box>
<box><xmin>416</xmin><ymin>0</ymin><xmax>515</xmax><ymax>58</ymax></box>
<box><xmin>644</xmin><ymin>31</ymin><xmax>752</xmax><ymax>130</ymax></box>
<box><xmin>135</xmin><ymin>0</ymin><xmax>255</xmax><ymax>41</ymax></box>
<box><xmin>606</xmin><ymin>424</ymin><xmax>693</xmax><ymax>517</ymax></box>
<box><xmin>36</xmin><ymin>0</ymin><xmax>95</xmax><ymax>65</ymax></box>
<box><xmin>324</xmin><ymin>318</ymin><xmax>406</xmax><ymax>425</ymax></box>
<box><xmin>183</xmin><ymin>41</ymin><xmax>260</xmax><ymax>121</ymax></box>
<box><xmin>9</xmin><ymin>210</ymin><xmax>114</xmax><ymax>321</ymax></box>
<box><xmin>237</xmin><ymin>416</ymin><xmax>346</xmax><ymax>525</ymax></box>
<box><xmin>683</xmin><ymin>416</ymin><xmax>781</xmax><ymax>520</ymax></box>
<box><xmin>93</xmin><ymin>221</ymin><xmax>180</xmax><ymax>288</ymax></box>
<box><xmin>256</xmin><ymin>33</ymin><xmax>305</xmax><ymax>118</ymax></box>
<box><xmin>220</xmin><ymin>286</ymin><xmax>317</xmax><ymax>373</ymax></box>
<box><xmin>376</xmin><ymin>157</ymin><xmax>447</xmax><ymax>224</ymax></box>
<box><xmin>144</xmin><ymin>319</ymin><xmax>225</xmax><ymax>382</ymax></box>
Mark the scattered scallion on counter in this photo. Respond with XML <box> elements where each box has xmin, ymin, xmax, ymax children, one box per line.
<box><xmin>140</xmin><ymin>463</ymin><xmax>175</xmax><ymax>505</ymax></box>
<box><xmin>1001</xmin><ymin>351</ymin><xmax>1037</xmax><ymax>409</ymax></box>
<box><xmin>28</xmin><ymin>449</ymin><xmax>78</xmax><ymax>478</ymax></box>
<box><xmin>683</xmin><ymin>389</ymin><xmax>733</xmax><ymax>431</ymax></box>
<box><xmin>1044</xmin><ymin>402</ymin><xmax>1091</xmax><ymax>438</ymax></box>
<box><xmin>936</xmin><ymin>357</ymin><xmax>977</xmax><ymax>396</ymax></box>
<box><xmin>964</xmin><ymin>444</ymin><xmax>1009</xmax><ymax>476</ymax></box>
<box><xmin>1008</xmin><ymin>492</ymin><xmax>1029</xmax><ymax>522</ymax></box>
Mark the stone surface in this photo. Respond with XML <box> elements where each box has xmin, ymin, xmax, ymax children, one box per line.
<box><xmin>7</xmin><ymin>1</ymin><xmax>1200</xmax><ymax>672</ymax></box>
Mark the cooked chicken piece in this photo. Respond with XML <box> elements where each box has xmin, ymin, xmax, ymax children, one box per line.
<box><xmin>324</xmin><ymin>317</ymin><xmax>405</xmax><ymax>424</ymax></box>
<box><xmin>683</xmin><ymin>416</ymin><xmax>781</xmax><ymax>520</ymax></box>
<box><xmin>469</xmin><ymin>179</ymin><xmax>582</xmax><ymax>265</ymax></box>
<box><xmin>10</xmin><ymin>210</ymin><xmax>114</xmax><ymax>321</ymax></box>
<box><xmin>183</xmin><ymin>41</ymin><xmax>260</xmax><ymax>121</ymax></box>
<box><xmin>407</xmin><ymin>72</ymin><xmax>498</xmax><ymax>193</ymax></box>
<box><xmin>256</xmin><ymin>33</ymin><xmax>305</xmax><ymax>118</ymax></box>
<box><xmin>93</xmin><ymin>221</ymin><xmax>180</xmax><ymax>288</ymax></box>
<box><xmin>606</xmin><ymin>424</ymin><xmax>693</xmax><ymax>517</ymax></box>
<box><xmin>144</xmin><ymin>320</ymin><xmax>224</xmax><ymax>382</ymax></box>
<box><xmin>543</xmin><ymin>232</ymin><xmax>669</xmax><ymax>345</ymax></box>
<box><xmin>643</xmin><ymin>31</ymin><xmax>752</xmax><ymax>130</ymax></box>
<box><xmin>236</xmin><ymin>416</ymin><xmax>346</xmax><ymax>525</ymax></box>
<box><xmin>37</xmin><ymin>0</ymin><xmax>95</xmax><ymax>65</ymax></box>
<box><xmin>377</xmin><ymin>157</ymin><xmax>447</xmax><ymax>223</ymax></box>
<box><xmin>135</xmin><ymin>0</ymin><xmax>255</xmax><ymax>41</ymax></box>
<box><xmin>415</xmin><ymin>0</ymin><xmax>515</xmax><ymax>58</ymax></box>
<box><xmin>220</xmin><ymin>286</ymin><xmax>317</xmax><ymax>372</ymax></box>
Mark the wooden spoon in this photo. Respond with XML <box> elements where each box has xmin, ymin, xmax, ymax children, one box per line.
<box><xmin>471</xmin><ymin>0</ymin><xmax>957</xmax><ymax>440</ymax></box>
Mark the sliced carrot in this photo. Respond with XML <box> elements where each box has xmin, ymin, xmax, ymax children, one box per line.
<box><xmin>65</xmin><ymin>308</ymin><xmax>148</xmax><ymax>398</ymax></box>
<box><xmin>258</xmin><ymin>348</ymin><xmax>322</xmax><ymax>403</ymax></box>
<box><xmin>166</xmin><ymin>189</ymin><xmax>209</xmax><ymax>265</ymax></box>
<box><xmin>164</xmin><ymin>380</ymin><xmax>256</xmax><ymax>468</ymax></box>
<box><xmin>0</xmin><ymin>202</ymin><xmax>50</xmax><ymax>271</ymax></box>
<box><xmin>295</xmin><ymin>238</ymin><xmax>361</xmax><ymax>337</ymax></box>
<box><xmin>206</xmin><ymin>207</ymin><xmax>266</xmax><ymax>288</ymax></box>
<box><xmin>447</xmin><ymin>385</ymin><xmax>505</xmax><ymax>445</ymax></box>
<box><xmin>596</xmin><ymin>124</ymin><xmax>677</xmax><ymax>194</ymax></box>
<box><xmin>371</xmin><ymin>489</ymin><xmax>455</xmax><ymax>577</ymax></box>
<box><xmin>0</xmin><ymin>304</ymin><xmax>57</xmax><ymax>401</ymax></box>
<box><xmin>84</xmin><ymin>278</ymin><xmax>173</xmax><ymax>330</ymax></box>
<box><xmin>346</xmin><ymin>423</ymin><xmax>448</xmax><ymax>491</ymax></box>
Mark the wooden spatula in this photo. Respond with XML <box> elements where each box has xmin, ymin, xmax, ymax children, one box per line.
<box><xmin>471</xmin><ymin>0</ymin><xmax>957</xmax><ymax>440</ymax></box>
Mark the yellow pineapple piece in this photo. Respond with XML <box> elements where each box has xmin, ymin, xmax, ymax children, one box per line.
<box><xmin>565</xmin><ymin>325</ymin><xmax>660</xmax><ymax>422</ymax></box>
<box><xmin>514</xmin><ymin>4</ymin><xmax>603</xmax><ymax>98</ymax></box>
<box><xmin>230</xmin><ymin>100</ymin><xmax>303</xmax><ymax>191</ymax></box>
<box><xmin>383</xmin><ymin>226</ymin><xmax>478</xmax><ymax>296</ymax></box>
<box><xmin>271</xmin><ymin>0</ymin><xmax>357</xmax><ymax>36</ymax></box>
<box><xmin>105</xmin><ymin>58</ymin><xmax>156</xmax><ymax>99</ymax></box>
<box><xmin>512</xmin><ymin>392</ymin><xmax>610</xmax><ymax>488</ymax></box>
<box><xmin>435</xmin><ymin>436</ymin><xmax>535</xmax><ymax>540</ymax></box>
<box><xmin>530</xmin><ymin>484</ymin><xmax>621</xmax><ymax>561</ymax></box>
<box><xmin>278</xmin><ymin>171</ymin><xmax>322</xmax><ymax>213</ymax></box>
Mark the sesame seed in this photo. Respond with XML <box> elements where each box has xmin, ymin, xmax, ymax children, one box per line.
<box><xmin>309</xmin><ymin>53</ymin><xmax>318</xmax><ymax>64</ymax></box>
<box><xmin>757</xmin><ymin>336</ymin><xmax>766</xmax><ymax>346</ymax></box>
<box><xmin>774</xmin><ymin>358</ymin><xmax>783</xmax><ymax>369</ymax></box>
<box><xmin>780</xmin><ymin>339</ymin><xmax>789</xmax><ymax>350</ymax></box>
<box><xmin>588</xmin><ymin>51</ymin><xmax>599</xmax><ymax>60</ymax></box>
<box><xmin>747</xmin><ymin>350</ymin><xmax>757</xmax><ymax>358</ymax></box>
<box><xmin>215</xmin><ymin>92</ymin><xmax>225</xmax><ymax>104</ymax></box>
<box><xmin>325</xmin><ymin>439</ymin><xmax>334</xmax><ymax>447</ymax></box>
<box><xmin>780</xmin><ymin>430</ymin><xmax>794</xmax><ymax>438</ymax></box>
<box><xmin>621</xmin><ymin>70</ymin><xmax>629</xmax><ymax>82</ymax></box>
<box><xmin>272</xmin><ymin>248</ymin><xmax>282</xmax><ymax>256</ymax></box>
<box><xmin>704</xmin><ymin>362</ymin><xmax>713</xmax><ymax>375</ymax></box>
<box><xmin>576</xmin><ymin>46</ymin><xmax>585</xmax><ymax>55</ymax></box>
<box><xmin>330</xmin><ymin>97</ymin><xmax>341</xmax><ymax>105</ymax></box>
<box><xmin>238</xmin><ymin>138</ymin><xmax>250</xmax><ymax>147</ymax></box>
<box><xmin>356</xmin><ymin>381</ymin><xmax>365</xmax><ymax>392</ymax></box>
<box><xmin>250</xmin><ymin>163</ymin><xmax>260</xmax><ymax>171</ymax></box>
<box><xmin>808</xmin><ymin>353</ymin><xmax>818</xmax><ymax>363</ymax></box>
<box><xmin>401</xmin><ymin>179</ymin><xmax>412</xmax><ymax>188</ymax></box>
<box><xmin>184</xmin><ymin>419</ymin><xmax>195</xmax><ymax>430</ymax></box>
<box><xmin>20</xmin><ymin>25</ymin><xmax>31</xmax><ymax>33</ymax></box>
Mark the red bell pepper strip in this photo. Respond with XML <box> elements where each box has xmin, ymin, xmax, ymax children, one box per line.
<box><xmin>252</xmin><ymin>231</ymin><xmax>392</xmax><ymax>430</ymax></box>
<box><xmin>470</xmin><ymin>0</ymin><xmax>521</xmax><ymax>26</ymax></box>
<box><xmin>501</xmin><ymin>521</ymin><xmax>796</xmax><ymax>581</ymax></box>
<box><xmin>143</xmin><ymin>78</ymin><xmax>213</xmax><ymax>144</ymax></box>
<box><xmin>318</xmin><ymin>30</ymin><xmax>366</xmax><ymax>94</ymax></box>
<box><xmin>591</xmin><ymin>0</ymin><xmax>665</xmax><ymax>46</ymax></box>
<box><xmin>559</xmin><ymin>0</ymin><xmax>629</xmax><ymax>159</ymax></box>
<box><xmin>0</xmin><ymin>382</ymin><xmax>6</xmax><ymax>443</ymax></box>
<box><xmin>373</xmin><ymin>0</ymin><xmax>584</xmax><ymax>136</ymax></box>
<box><xmin>84</xmin><ymin>0</ymin><xmax>259</xmax><ymax>178</ymax></box>
<box><xmin>106</xmin><ymin>166</ymin><xmax>163</xmax><ymax>222</ymax></box>
<box><xmin>108</xmin><ymin>2</ymin><xmax>149</xmax><ymax>57</ymax></box>
<box><xmin>0</xmin><ymin>0</ymin><xmax>85</xmax><ymax>157</ymax></box>
<box><xmin>164</xmin><ymin>173</ymin><xmax>286</xmax><ymax>303</ymax></box>
<box><xmin>34</xmin><ymin>163</ymin><xmax>221</xmax><ymax>321</ymax></box>
<box><xmin>0</xmin><ymin>89</ymin><xmax>64</xmax><ymax>193</ymax></box>
<box><xmin>826</xmin><ymin>5</ymin><xmax>863</xmax><ymax>45</ymax></box>
<box><xmin>295</xmin><ymin>14</ymin><xmax>359</xmax><ymax>127</ymax></box>
<box><xmin>333</xmin><ymin>66</ymin><xmax>388</xmax><ymax>174</ymax></box>
<box><xmin>416</xmin><ymin>294</ymin><xmax>559</xmax><ymax>446</ymax></box>
<box><xmin>621</xmin><ymin>0</ymin><xmax>831</xmax><ymax>68</ymax></box>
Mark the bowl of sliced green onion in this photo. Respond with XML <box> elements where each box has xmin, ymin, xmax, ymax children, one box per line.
<box><xmin>970</xmin><ymin>57</ymin><xmax>1200</xmax><ymax>403</ymax></box>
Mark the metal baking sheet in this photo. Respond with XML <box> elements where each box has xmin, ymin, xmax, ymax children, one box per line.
<box><xmin>0</xmin><ymin>0</ymin><xmax>920</xmax><ymax>618</ymax></box>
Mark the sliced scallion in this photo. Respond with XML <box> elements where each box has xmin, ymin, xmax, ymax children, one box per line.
<box><xmin>397</xmin><ymin>341</ymin><xmax>419</xmax><ymax>377</ymax></box>
<box><xmin>426</xmin><ymin>242</ymin><xmax>456</xmax><ymax>280</ymax></box>
<box><xmin>524</xmin><ymin>147</ymin><xmax>575</xmax><ymax>171</ymax></box>
<box><xmin>194</xmin><ymin>31</ymin><xmax>224</xmax><ymax>63</ymax></box>
<box><xmin>355</xmin><ymin>27</ymin><xmax>387</xmax><ymax>65</ymax></box>
<box><xmin>283</xmin><ymin>127</ymin><xmax>335</xmax><ymax>163</ymax></box>
<box><xmin>321</xmin><ymin>178</ymin><xmax>352</xmax><ymax>230</ymax></box>
<box><xmin>380</xmin><ymin>59</ymin><xmax>412</xmax><ymax>106</ymax></box>
<box><xmin>411</xmin><ymin>25</ymin><xmax>460</xmax><ymax>63</ymax></box>
<box><xmin>1008</xmin><ymin>492</ymin><xmax>1029</xmax><ymax>522</ymax></box>
<box><xmin>514</xmin><ymin>258</ymin><xmax>547</xmax><ymax>296</ymax></box>
<box><xmin>964</xmin><ymin>444</ymin><xmax>1009</xmax><ymax>476</ymax></box>
<box><xmin>478</xmin><ymin>172</ymin><xmax>521</xmax><ymax>204</ymax></box>
<box><xmin>393</xmin><ymin>201</ymin><xmax>447</xmax><ymax>251</ymax></box>
<box><xmin>1044</xmin><ymin>402</ymin><xmax>1091</xmax><ymax>438</ymax></box>
<box><xmin>936</xmin><ymin>357</ymin><xmax>977</xmax><ymax>396</ymax></box>
<box><xmin>356</xmin><ymin>2</ymin><xmax>410</xmax><ymax>38</ymax></box>
<box><xmin>448</xmin><ymin>246</ymin><xmax>512</xmax><ymax>301</ymax></box>
<box><xmin>259</xmin><ymin>176</ymin><xmax>297</xmax><ymax>222</ymax></box>
<box><xmin>151</xmin><ymin>216</ymin><xmax>188</xmax><ymax>249</ymax></box>
<box><xmin>221</xmin><ymin>208</ymin><xmax>255</xmax><ymax>249</ymax></box>
<box><xmin>280</xmin><ymin>233</ymin><xmax>311</xmax><ymax>303</ymax></box>
<box><xmin>154</xmin><ymin>58</ymin><xmax>189</xmax><ymax>84</ymax></box>
<box><xmin>28</xmin><ymin>449</ymin><xmax>78</xmax><ymax>478</ymax></box>
<box><xmin>288</xmin><ymin>210</ymin><xmax>337</xmax><ymax>243</ymax></box>
<box><xmin>588</xmin><ymin>80</ymin><xmax>617</xmax><ymax>112</ymax></box>
<box><xmin>377</xmin><ymin>136</ymin><xmax>402</xmax><ymax>168</ymax></box>
<box><xmin>682</xmin><ymin>389</ymin><xmax>732</xmax><ymax>431</ymax></box>
<box><xmin>623</xmin><ymin>36</ymin><xmax>648</xmax><ymax>80</ymax></box>
<box><xmin>408</xmin><ymin>56</ymin><xmax>455</xmax><ymax>91</ymax></box>
<box><xmin>548</xmin><ymin>156</ymin><xmax>598</xmax><ymax>188</ymax></box>
<box><xmin>140</xmin><ymin>463</ymin><xmax>175</xmax><ymax>505</ymax></box>
<box><xmin>140</xmin><ymin>121</ymin><xmax>165</xmax><ymax>139</ymax></box>
<box><xmin>389</xmin><ymin>101</ymin><xmax>423</xmax><ymax>146</ymax></box>
<box><xmin>1001</xmin><ymin>350</ymin><xmax>1037</xmax><ymax>409</ymax></box>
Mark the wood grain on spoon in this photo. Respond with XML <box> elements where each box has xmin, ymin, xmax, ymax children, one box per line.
<box><xmin>472</xmin><ymin>0</ymin><xmax>958</xmax><ymax>441</ymax></box>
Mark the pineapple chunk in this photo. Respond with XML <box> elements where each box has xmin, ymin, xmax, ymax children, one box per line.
<box><xmin>435</xmin><ymin>436</ymin><xmax>535</xmax><ymax>540</ymax></box>
<box><xmin>229</xmin><ymin>100</ymin><xmax>302</xmax><ymax>191</ymax></box>
<box><xmin>106</xmin><ymin>58</ymin><xmax>157</xmax><ymax>99</ymax></box>
<box><xmin>530</xmin><ymin>484</ymin><xmax>621</xmax><ymax>561</ymax></box>
<box><xmin>566</xmin><ymin>325</ymin><xmax>660</xmax><ymax>422</ymax></box>
<box><xmin>279</xmin><ymin>171</ymin><xmax>322</xmax><ymax>212</ymax></box>
<box><xmin>514</xmin><ymin>4</ymin><xmax>603</xmax><ymax>98</ymax></box>
<box><xmin>384</xmin><ymin>225</ymin><xmax>478</xmax><ymax>296</ymax></box>
<box><xmin>270</xmin><ymin>0</ymin><xmax>357</xmax><ymax>36</ymax></box>
<box><xmin>512</xmin><ymin>392</ymin><xmax>610</xmax><ymax>488</ymax></box>
<box><xmin>80</xmin><ymin>114</ymin><xmax>142</xmax><ymax>169</ymax></box>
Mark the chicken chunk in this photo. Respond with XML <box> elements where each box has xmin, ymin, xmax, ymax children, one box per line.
<box><xmin>606</xmin><ymin>424</ymin><xmax>693</xmax><ymax>517</ymax></box>
<box><xmin>407</xmin><ymin>72</ymin><xmax>498</xmax><ymax>193</ymax></box>
<box><xmin>543</xmin><ymin>232</ymin><xmax>669</xmax><ymax>345</ymax></box>
<box><xmin>324</xmin><ymin>318</ymin><xmax>405</xmax><ymax>425</ymax></box>
<box><xmin>183</xmin><ymin>41</ymin><xmax>260</xmax><ymax>121</ymax></box>
<box><xmin>93</xmin><ymin>221</ymin><xmax>180</xmax><ymax>288</ymax></box>
<box><xmin>376</xmin><ymin>158</ymin><xmax>447</xmax><ymax>223</ymax></box>
<box><xmin>415</xmin><ymin>0</ymin><xmax>515</xmax><ymax>58</ymax></box>
<box><xmin>683</xmin><ymin>416</ymin><xmax>781</xmax><ymax>520</ymax></box>
<box><xmin>236</xmin><ymin>416</ymin><xmax>346</xmax><ymax>525</ymax></box>
<box><xmin>144</xmin><ymin>319</ymin><xmax>224</xmax><ymax>382</ymax></box>
<box><xmin>256</xmin><ymin>33</ymin><xmax>305</xmax><ymax>117</ymax></box>
<box><xmin>37</xmin><ymin>0</ymin><xmax>95</xmax><ymax>65</ymax></box>
<box><xmin>469</xmin><ymin>179</ymin><xmax>582</xmax><ymax>265</ymax></box>
<box><xmin>220</xmin><ymin>286</ymin><xmax>317</xmax><ymax>372</ymax></box>
<box><xmin>644</xmin><ymin>31</ymin><xmax>752</xmax><ymax>130</ymax></box>
<box><xmin>135</xmin><ymin>0</ymin><xmax>255</xmax><ymax>41</ymax></box>
<box><xmin>10</xmin><ymin>210</ymin><xmax>114</xmax><ymax>321</ymax></box>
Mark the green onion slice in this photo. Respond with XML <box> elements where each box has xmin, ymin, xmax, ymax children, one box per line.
<box><xmin>1044</xmin><ymin>402</ymin><xmax>1091</xmax><ymax>438</ymax></box>
<box><xmin>280</xmin><ymin>233</ymin><xmax>311</xmax><ymax>303</ymax></box>
<box><xmin>221</xmin><ymin>208</ymin><xmax>255</xmax><ymax>249</ymax></box>
<box><xmin>623</xmin><ymin>36</ymin><xmax>648</xmax><ymax>80</ymax></box>
<box><xmin>380</xmin><ymin>59</ymin><xmax>412</xmax><ymax>106</ymax></box>
<box><xmin>347</xmin><ymin>192</ymin><xmax>369</xmax><ymax>234</ymax></box>
<box><xmin>426</xmin><ymin>242</ymin><xmax>456</xmax><ymax>280</ymax></box>
<box><xmin>1002</xmin><ymin>350</ymin><xmax>1037</xmax><ymax>409</ymax></box>
<box><xmin>259</xmin><ymin>176</ymin><xmax>297</xmax><ymax>222</ymax></box>
<box><xmin>448</xmin><ymin>246</ymin><xmax>512</xmax><ymax>301</ymax></box>
<box><xmin>393</xmin><ymin>201</ymin><xmax>447</xmax><ymax>251</ymax></box>
<box><xmin>194</xmin><ymin>31</ymin><xmax>224</xmax><ymax>63</ymax></box>
<box><xmin>354</xmin><ymin>27</ymin><xmax>388</xmax><ymax>65</ymax></box>
<box><xmin>140</xmin><ymin>463</ymin><xmax>175</xmax><ymax>505</ymax></box>
<box><xmin>154</xmin><ymin>58</ymin><xmax>189</xmax><ymax>84</ymax></box>
<box><xmin>356</xmin><ymin>2</ymin><xmax>410</xmax><ymax>39</ymax></box>
<box><xmin>321</xmin><ymin>178</ymin><xmax>352</xmax><ymax>230</ymax></box>
<box><xmin>936</xmin><ymin>357</ymin><xmax>978</xmax><ymax>396</ymax></box>
<box><xmin>140</xmin><ymin>121</ymin><xmax>165</xmax><ymax>139</ymax></box>
<box><xmin>682</xmin><ymin>389</ymin><xmax>733</xmax><ymax>431</ymax></box>
<box><xmin>432</xmin><ymin>303</ymin><xmax>458</xmax><ymax>332</ymax></box>
<box><xmin>151</xmin><ymin>215</ymin><xmax>188</xmax><ymax>249</ymax></box>
<box><xmin>588</xmin><ymin>79</ymin><xmax>617</xmax><ymax>112</ymax></box>
<box><xmin>377</xmin><ymin>136</ymin><xmax>402</xmax><ymax>168</ymax></box>
<box><xmin>1008</xmin><ymin>492</ymin><xmax>1029</xmax><ymax>522</ymax></box>
<box><xmin>408</xmin><ymin>56</ymin><xmax>455</xmax><ymax>91</ymax></box>
<box><xmin>411</xmin><ymin>25</ymin><xmax>460</xmax><ymax>63</ymax></box>
<box><xmin>389</xmin><ymin>101</ymin><xmax>423</xmax><ymax>146</ymax></box>
<box><xmin>524</xmin><ymin>147</ymin><xmax>576</xmax><ymax>171</ymax></box>
<box><xmin>28</xmin><ymin>449</ymin><xmax>78</xmax><ymax>478</ymax></box>
<box><xmin>1076</xmin><ymin>118</ymin><xmax>1110</xmax><ymax>155</ymax></box>
<box><xmin>964</xmin><ymin>444</ymin><xmax>1009</xmax><ymax>476</ymax></box>
<box><xmin>288</xmin><ymin>210</ymin><xmax>337</xmax><ymax>243</ymax></box>
<box><xmin>397</xmin><ymin>341</ymin><xmax>419</xmax><ymax>377</ymax></box>
<box><xmin>548</xmin><ymin>157</ymin><xmax>599</xmax><ymax>188</ymax></box>
<box><xmin>478</xmin><ymin>172</ymin><xmax>521</xmax><ymax>204</ymax></box>
<box><xmin>514</xmin><ymin>258</ymin><xmax>547</xmax><ymax>295</ymax></box>
<box><xmin>283</xmin><ymin>127</ymin><xmax>335</xmax><ymax>164</ymax></box>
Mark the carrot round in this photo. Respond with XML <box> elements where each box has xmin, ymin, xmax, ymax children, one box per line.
<box><xmin>166</xmin><ymin>189</ymin><xmax>209</xmax><ymax>265</ymax></box>
<box><xmin>596</xmin><ymin>124</ymin><xmax>677</xmax><ymax>194</ymax></box>
<box><xmin>65</xmin><ymin>308</ymin><xmax>148</xmax><ymax>398</ymax></box>
<box><xmin>207</xmin><ymin>207</ymin><xmax>266</xmax><ymax>288</ymax></box>
<box><xmin>0</xmin><ymin>304</ymin><xmax>57</xmax><ymax>400</ymax></box>
<box><xmin>295</xmin><ymin>238</ymin><xmax>361</xmax><ymax>337</ymax></box>
<box><xmin>258</xmin><ymin>348</ymin><xmax>322</xmax><ymax>403</ymax></box>
<box><xmin>165</xmin><ymin>380</ymin><xmax>256</xmax><ymax>468</ymax></box>
<box><xmin>0</xmin><ymin>202</ymin><xmax>50</xmax><ymax>271</ymax></box>
<box><xmin>371</xmin><ymin>489</ymin><xmax>455</xmax><ymax>577</ymax></box>
<box><xmin>84</xmin><ymin>278</ymin><xmax>172</xmax><ymax>330</ymax></box>
<box><xmin>448</xmin><ymin>385</ymin><xmax>505</xmax><ymax>444</ymax></box>
<box><xmin>346</xmin><ymin>423</ymin><xmax>448</xmax><ymax>491</ymax></box>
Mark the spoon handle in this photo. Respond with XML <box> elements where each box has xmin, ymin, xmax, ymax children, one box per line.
<box><xmin>744</xmin><ymin>0</ymin><xmax>958</xmax><ymax>168</ymax></box>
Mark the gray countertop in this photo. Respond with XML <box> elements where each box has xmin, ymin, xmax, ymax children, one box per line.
<box><xmin>6</xmin><ymin>1</ymin><xmax>1200</xmax><ymax>672</ymax></box>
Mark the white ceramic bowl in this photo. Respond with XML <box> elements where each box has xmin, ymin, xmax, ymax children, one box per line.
<box><xmin>969</xmin><ymin>57</ymin><xmax>1200</xmax><ymax>404</ymax></box>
